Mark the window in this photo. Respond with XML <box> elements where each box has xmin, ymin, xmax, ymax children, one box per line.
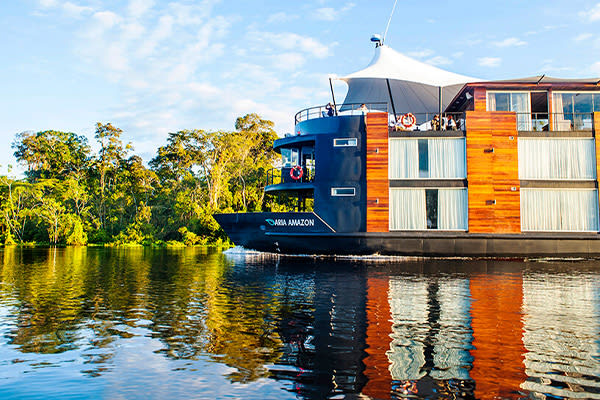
<box><xmin>333</xmin><ymin>138</ymin><xmax>358</xmax><ymax>147</ymax></box>
<box><xmin>521</xmin><ymin>189</ymin><xmax>599</xmax><ymax>231</ymax></box>
<box><xmin>518</xmin><ymin>138</ymin><xmax>596</xmax><ymax>180</ymax></box>
<box><xmin>389</xmin><ymin>188</ymin><xmax>468</xmax><ymax>230</ymax></box>
<box><xmin>281</xmin><ymin>148</ymin><xmax>299</xmax><ymax>168</ymax></box>
<box><xmin>389</xmin><ymin>138</ymin><xmax>466</xmax><ymax>179</ymax></box>
<box><xmin>552</xmin><ymin>92</ymin><xmax>600</xmax><ymax>131</ymax></box>
<box><xmin>331</xmin><ymin>187</ymin><xmax>355</xmax><ymax>196</ymax></box>
<box><xmin>487</xmin><ymin>91</ymin><xmax>532</xmax><ymax>130</ymax></box>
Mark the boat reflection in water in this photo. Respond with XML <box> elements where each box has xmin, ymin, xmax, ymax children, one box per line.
<box><xmin>1</xmin><ymin>248</ymin><xmax>599</xmax><ymax>399</ymax></box>
<box><xmin>229</xmin><ymin>251</ymin><xmax>600</xmax><ymax>399</ymax></box>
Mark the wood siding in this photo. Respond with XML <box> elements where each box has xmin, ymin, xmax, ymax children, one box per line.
<box><xmin>473</xmin><ymin>87</ymin><xmax>487</xmax><ymax>111</ymax></box>
<box><xmin>466</xmin><ymin>111</ymin><xmax>521</xmax><ymax>233</ymax></box>
<box><xmin>362</xmin><ymin>277</ymin><xmax>393</xmax><ymax>398</ymax></box>
<box><xmin>595</xmin><ymin>112</ymin><xmax>600</xmax><ymax>212</ymax></box>
<box><xmin>470</xmin><ymin>272</ymin><xmax>526</xmax><ymax>399</ymax></box>
<box><xmin>366</xmin><ymin>112</ymin><xmax>389</xmax><ymax>232</ymax></box>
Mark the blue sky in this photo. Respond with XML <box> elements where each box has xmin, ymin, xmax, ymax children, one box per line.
<box><xmin>1</xmin><ymin>0</ymin><xmax>600</xmax><ymax>174</ymax></box>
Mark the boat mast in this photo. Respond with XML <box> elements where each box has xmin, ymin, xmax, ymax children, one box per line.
<box><xmin>382</xmin><ymin>0</ymin><xmax>399</xmax><ymax>45</ymax></box>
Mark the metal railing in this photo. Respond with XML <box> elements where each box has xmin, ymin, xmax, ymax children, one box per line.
<box><xmin>514</xmin><ymin>112</ymin><xmax>594</xmax><ymax>132</ymax></box>
<box><xmin>388</xmin><ymin>112</ymin><xmax>466</xmax><ymax>132</ymax></box>
<box><xmin>266</xmin><ymin>167</ymin><xmax>315</xmax><ymax>186</ymax></box>
<box><xmin>294</xmin><ymin>102</ymin><xmax>388</xmax><ymax>124</ymax></box>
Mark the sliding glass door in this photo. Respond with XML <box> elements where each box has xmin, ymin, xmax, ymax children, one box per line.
<box><xmin>487</xmin><ymin>91</ymin><xmax>532</xmax><ymax>130</ymax></box>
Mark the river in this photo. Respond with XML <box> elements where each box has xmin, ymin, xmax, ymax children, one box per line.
<box><xmin>0</xmin><ymin>247</ymin><xmax>599</xmax><ymax>399</ymax></box>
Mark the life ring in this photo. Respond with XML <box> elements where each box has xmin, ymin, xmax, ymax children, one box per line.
<box><xmin>400</xmin><ymin>113</ymin><xmax>416</xmax><ymax>129</ymax></box>
<box><xmin>290</xmin><ymin>165</ymin><xmax>303</xmax><ymax>180</ymax></box>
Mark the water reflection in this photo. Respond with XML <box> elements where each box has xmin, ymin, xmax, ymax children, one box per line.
<box><xmin>0</xmin><ymin>247</ymin><xmax>600</xmax><ymax>399</ymax></box>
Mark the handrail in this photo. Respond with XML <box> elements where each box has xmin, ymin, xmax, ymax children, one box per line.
<box><xmin>294</xmin><ymin>102</ymin><xmax>388</xmax><ymax>124</ymax></box>
<box><xmin>388</xmin><ymin>112</ymin><xmax>466</xmax><ymax>132</ymax></box>
<box><xmin>266</xmin><ymin>166</ymin><xmax>315</xmax><ymax>186</ymax></box>
<box><xmin>514</xmin><ymin>112</ymin><xmax>594</xmax><ymax>132</ymax></box>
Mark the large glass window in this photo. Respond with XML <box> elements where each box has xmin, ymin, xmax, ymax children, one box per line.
<box><xmin>281</xmin><ymin>148</ymin><xmax>299</xmax><ymax>167</ymax></box>
<box><xmin>389</xmin><ymin>188</ymin><xmax>468</xmax><ymax>230</ymax></box>
<box><xmin>521</xmin><ymin>189</ymin><xmax>599</xmax><ymax>231</ymax></box>
<box><xmin>389</xmin><ymin>138</ymin><xmax>466</xmax><ymax>179</ymax></box>
<box><xmin>487</xmin><ymin>91</ymin><xmax>532</xmax><ymax>130</ymax></box>
<box><xmin>518</xmin><ymin>138</ymin><xmax>596</xmax><ymax>180</ymax></box>
<box><xmin>552</xmin><ymin>92</ymin><xmax>600</xmax><ymax>130</ymax></box>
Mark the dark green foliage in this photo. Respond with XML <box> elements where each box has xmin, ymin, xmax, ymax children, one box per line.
<box><xmin>1</xmin><ymin>114</ymin><xmax>280</xmax><ymax>246</ymax></box>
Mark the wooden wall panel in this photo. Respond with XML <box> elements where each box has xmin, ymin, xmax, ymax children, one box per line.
<box><xmin>362</xmin><ymin>276</ymin><xmax>393</xmax><ymax>398</ymax></box>
<box><xmin>470</xmin><ymin>272</ymin><xmax>526</xmax><ymax>399</ymax></box>
<box><xmin>595</xmin><ymin>112</ymin><xmax>600</xmax><ymax>212</ymax></box>
<box><xmin>473</xmin><ymin>87</ymin><xmax>487</xmax><ymax>111</ymax></box>
<box><xmin>366</xmin><ymin>112</ymin><xmax>389</xmax><ymax>232</ymax></box>
<box><xmin>466</xmin><ymin>111</ymin><xmax>520</xmax><ymax>233</ymax></box>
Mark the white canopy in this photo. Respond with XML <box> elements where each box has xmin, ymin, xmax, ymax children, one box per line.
<box><xmin>339</xmin><ymin>45</ymin><xmax>481</xmax><ymax>117</ymax></box>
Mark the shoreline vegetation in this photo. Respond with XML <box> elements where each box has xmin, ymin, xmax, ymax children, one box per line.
<box><xmin>1</xmin><ymin>114</ymin><xmax>294</xmax><ymax>248</ymax></box>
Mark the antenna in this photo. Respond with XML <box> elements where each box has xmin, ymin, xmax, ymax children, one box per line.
<box><xmin>383</xmin><ymin>0</ymin><xmax>399</xmax><ymax>44</ymax></box>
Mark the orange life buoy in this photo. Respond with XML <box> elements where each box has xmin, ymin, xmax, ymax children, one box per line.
<box><xmin>290</xmin><ymin>165</ymin><xmax>303</xmax><ymax>180</ymax></box>
<box><xmin>400</xmin><ymin>113</ymin><xmax>416</xmax><ymax>129</ymax></box>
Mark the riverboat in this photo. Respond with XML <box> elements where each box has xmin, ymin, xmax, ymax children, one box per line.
<box><xmin>214</xmin><ymin>40</ymin><xmax>600</xmax><ymax>257</ymax></box>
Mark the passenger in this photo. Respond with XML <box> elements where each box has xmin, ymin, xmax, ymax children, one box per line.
<box><xmin>432</xmin><ymin>114</ymin><xmax>440</xmax><ymax>131</ymax></box>
<box><xmin>447</xmin><ymin>115</ymin><xmax>457</xmax><ymax>130</ymax></box>
<box><xmin>326</xmin><ymin>102</ymin><xmax>334</xmax><ymax>117</ymax></box>
<box><xmin>359</xmin><ymin>103</ymin><xmax>368</xmax><ymax>114</ymax></box>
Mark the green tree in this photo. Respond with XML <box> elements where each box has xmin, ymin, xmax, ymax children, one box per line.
<box><xmin>12</xmin><ymin>130</ymin><xmax>90</xmax><ymax>180</ymax></box>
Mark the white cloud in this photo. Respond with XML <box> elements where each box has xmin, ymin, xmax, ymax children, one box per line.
<box><xmin>61</xmin><ymin>2</ymin><xmax>93</xmax><ymax>17</ymax></box>
<box><xmin>38</xmin><ymin>0</ymin><xmax>58</xmax><ymax>7</ymax></box>
<box><xmin>36</xmin><ymin>0</ymin><xmax>93</xmax><ymax>17</ymax></box>
<box><xmin>248</xmin><ymin>31</ymin><xmax>330</xmax><ymax>59</ymax></box>
<box><xmin>407</xmin><ymin>49</ymin><xmax>433</xmax><ymax>59</ymax></box>
<box><xmin>314</xmin><ymin>3</ymin><xmax>355</xmax><ymax>21</ymax></box>
<box><xmin>493</xmin><ymin>37</ymin><xmax>527</xmax><ymax>47</ymax></box>
<box><xmin>315</xmin><ymin>7</ymin><xmax>337</xmax><ymax>21</ymax></box>
<box><xmin>574</xmin><ymin>33</ymin><xmax>593</xmax><ymax>42</ymax></box>
<box><xmin>271</xmin><ymin>52</ymin><xmax>306</xmax><ymax>70</ymax></box>
<box><xmin>426</xmin><ymin>56</ymin><xmax>452</xmax><ymax>66</ymax></box>
<box><xmin>267</xmin><ymin>12</ymin><xmax>297</xmax><ymax>24</ymax></box>
<box><xmin>591</xmin><ymin>61</ymin><xmax>600</xmax><ymax>74</ymax></box>
<box><xmin>92</xmin><ymin>11</ymin><xmax>122</xmax><ymax>30</ymax></box>
<box><xmin>580</xmin><ymin>3</ymin><xmax>600</xmax><ymax>21</ymax></box>
<box><xmin>128</xmin><ymin>0</ymin><xmax>155</xmax><ymax>19</ymax></box>
<box><xmin>478</xmin><ymin>57</ymin><xmax>501</xmax><ymax>67</ymax></box>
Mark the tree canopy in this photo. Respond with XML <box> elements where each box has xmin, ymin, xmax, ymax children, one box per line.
<box><xmin>1</xmin><ymin>114</ymin><xmax>285</xmax><ymax>246</ymax></box>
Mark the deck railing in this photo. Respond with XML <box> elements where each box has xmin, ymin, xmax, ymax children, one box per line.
<box><xmin>266</xmin><ymin>167</ymin><xmax>315</xmax><ymax>186</ymax></box>
<box><xmin>514</xmin><ymin>112</ymin><xmax>595</xmax><ymax>132</ymax></box>
<box><xmin>388</xmin><ymin>112</ymin><xmax>466</xmax><ymax>132</ymax></box>
<box><xmin>294</xmin><ymin>102</ymin><xmax>388</xmax><ymax>124</ymax></box>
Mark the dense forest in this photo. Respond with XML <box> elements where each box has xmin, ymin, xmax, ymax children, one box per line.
<box><xmin>0</xmin><ymin>114</ymin><xmax>290</xmax><ymax>247</ymax></box>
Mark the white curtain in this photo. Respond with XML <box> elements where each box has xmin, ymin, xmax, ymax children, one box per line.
<box><xmin>389</xmin><ymin>139</ymin><xmax>419</xmax><ymax>179</ymax></box>
<box><xmin>389</xmin><ymin>138</ymin><xmax>465</xmax><ymax>179</ymax></box>
<box><xmin>487</xmin><ymin>93</ymin><xmax>496</xmax><ymax>111</ymax></box>
<box><xmin>518</xmin><ymin>138</ymin><xmax>596</xmax><ymax>180</ymax></box>
<box><xmin>511</xmin><ymin>93</ymin><xmax>532</xmax><ymax>130</ymax></box>
<box><xmin>521</xmin><ymin>189</ymin><xmax>599</xmax><ymax>231</ymax></box>
<box><xmin>428</xmin><ymin>139</ymin><xmax>466</xmax><ymax>178</ymax></box>
<box><xmin>390</xmin><ymin>189</ymin><xmax>426</xmax><ymax>230</ymax></box>
<box><xmin>438</xmin><ymin>189</ymin><xmax>468</xmax><ymax>230</ymax></box>
<box><xmin>552</xmin><ymin>93</ymin><xmax>571</xmax><ymax>131</ymax></box>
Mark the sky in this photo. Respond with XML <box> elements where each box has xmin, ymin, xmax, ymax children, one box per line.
<box><xmin>1</xmin><ymin>0</ymin><xmax>600</xmax><ymax>175</ymax></box>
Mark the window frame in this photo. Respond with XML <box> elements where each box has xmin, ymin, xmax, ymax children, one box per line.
<box><xmin>330</xmin><ymin>187</ymin><xmax>356</xmax><ymax>197</ymax></box>
<box><xmin>333</xmin><ymin>138</ymin><xmax>358</xmax><ymax>147</ymax></box>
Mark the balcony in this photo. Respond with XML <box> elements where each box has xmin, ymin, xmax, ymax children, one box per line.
<box><xmin>388</xmin><ymin>112</ymin><xmax>466</xmax><ymax>133</ymax></box>
<box><xmin>265</xmin><ymin>167</ymin><xmax>315</xmax><ymax>193</ymax></box>
<box><xmin>294</xmin><ymin>102</ymin><xmax>388</xmax><ymax>124</ymax></box>
<box><xmin>515</xmin><ymin>112</ymin><xmax>595</xmax><ymax>132</ymax></box>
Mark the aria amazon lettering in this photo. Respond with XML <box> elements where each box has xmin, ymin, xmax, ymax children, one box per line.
<box><xmin>265</xmin><ymin>218</ymin><xmax>315</xmax><ymax>227</ymax></box>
